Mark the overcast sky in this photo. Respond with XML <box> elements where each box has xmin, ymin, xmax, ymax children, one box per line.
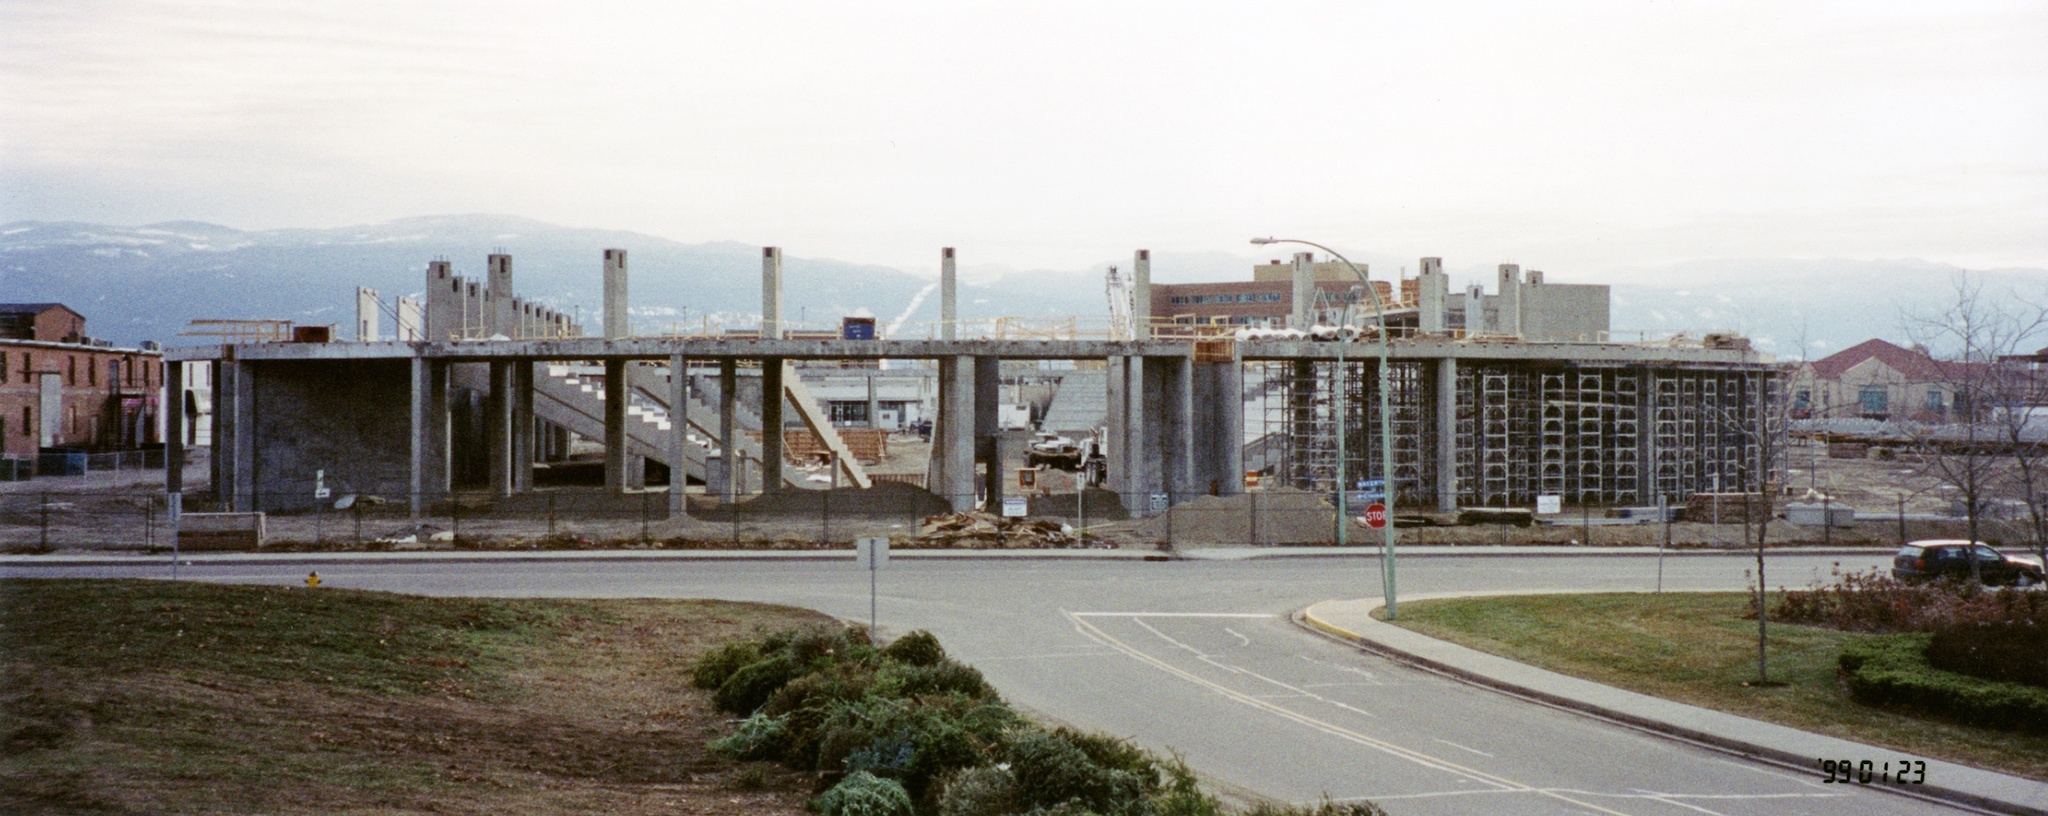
<box><xmin>3</xmin><ymin>1</ymin><xmax>2043</xmax><ymax>278</ymax></box>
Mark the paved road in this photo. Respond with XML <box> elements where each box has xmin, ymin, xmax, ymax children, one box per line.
<box><xmin>9</xmin><ymin>552</ymin><xmax>1986</xmax><ymax>815</ymax></box>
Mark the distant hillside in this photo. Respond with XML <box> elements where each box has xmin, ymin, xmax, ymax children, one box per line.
<box><xmin>4</xmin><ymin>215</ymin><xmax>2040</xmax><ymax>355</ymax></box>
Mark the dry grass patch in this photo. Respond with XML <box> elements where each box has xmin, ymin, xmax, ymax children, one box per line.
<box><xmin>1</xmin><ymin>578</ymin><xmax>827</xmax><ymax>815</ymax></box>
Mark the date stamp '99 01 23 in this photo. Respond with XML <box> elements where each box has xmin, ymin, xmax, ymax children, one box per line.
<box><xmin>1820</xmin><ymin>758</ymin><xmax>1927</xmax><ymax>785</ymax></box>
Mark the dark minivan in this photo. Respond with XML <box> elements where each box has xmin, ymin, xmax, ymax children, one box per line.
<box><xmin>1892</xmin><ymin>539</ymin><xmax>2044</xmax><ymax>586</ymax></box>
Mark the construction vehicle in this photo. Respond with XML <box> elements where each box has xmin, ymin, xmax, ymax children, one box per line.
<box><xmin>1026</xmin><ymin>431</ymin><xmax>1108</xmax><ymax>486</ymax></box>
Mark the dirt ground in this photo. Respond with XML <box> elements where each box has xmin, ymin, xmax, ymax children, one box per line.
<box><xmin>7</xmin><ymin>436</ymin><xmax>2046</xmax><ymax>553</ymax></box>
<box><xmin>2</xmin><ymin>596</ymin><xmax>829</xmax><ymax>816</ymax></box>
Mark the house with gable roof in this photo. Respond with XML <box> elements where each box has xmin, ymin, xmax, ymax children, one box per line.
<box><xmin>1788</xmin><ymin>338</ymin><xmax>1989</xmax><ymax>422</ymax></box>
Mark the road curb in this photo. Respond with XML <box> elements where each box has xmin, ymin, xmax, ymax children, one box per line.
<box><xmin>1298</xmin><ymin>595</ymin><xmax>2047</xmax><ymax>816</ymax></box>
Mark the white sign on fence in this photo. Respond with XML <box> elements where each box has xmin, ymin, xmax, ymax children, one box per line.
<box><xmin>1002</xmin><ymin>496</ymin><xmax>1028</xmax><ymax>518</ymax></box>
<box><xmin>1537</xmin><ymin>494</ymin><xmax>1562</xmax><ymax>515</ymax></box>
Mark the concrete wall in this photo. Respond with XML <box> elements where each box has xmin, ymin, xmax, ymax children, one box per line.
<box><xmin>247</xmin><ymin>359</ymin><xmax>413</xmax><ymax>512</ymax></box>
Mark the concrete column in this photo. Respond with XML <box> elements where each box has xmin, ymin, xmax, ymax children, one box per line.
<box><xmin>231</xmin><ymin>361</ymin><xmax>255</xmax><ymax>512</ymax></box>
<box><xmin>1419</xmin><ymin>258</ymin><xmax>1447</xmax><ymax>335</ymax></box>
<box><xmin>669</xmin><ymin>353</ymin><xmax>689</xmax><ymax>517</ymax></box>
<box><xmin>425</xmin><ymin>261</ymin><xmax>455</xmax><ymax>342</ymax></box>
<box><xmin>513</xmin><ymin>361</ymin><xmax>535</xmax><ymax>491</ymax></box>
<box><xmin>761</xmin><ymin>359</ymin><xmax>784</xmax><ymax>494</ymax></box>
<box><xmin>1133</xmin><ymin>249</ymin><xmax>1152</xmax><ymax>340</ymax></box>
<box><xmin>166</xmin><ymin>360</ymin><xmax>185</xmax><ymax>495</ymax></box>
<box><xmin>762</xmin><ymin>247</ymin><xmax>784</xmax><ymax>339</ymax></box>
<box><xmin>211</xmin><ymin>362</ymin><xmax>229</xmax><ymax>497</ymax></box>
<box><xmin>356</xmin><ymin>288</ymin><xmax>381</xmax><ymax>342</ymax></box>
<box><xmin>603</xmin><ymin>249</ymin><xmax>629</xmax><ymax>339</ymax></box>
<box><xmin>718</xmin><ymin>359</ymin><xmax>738</xmax><ymax>501</ymax></box>
<box><xmin>1290</xmin><ymin>252</ymin><xmax>1315</xmax><ymax>331</ymax></box>
<box><xmin>1207</xmin><ymin>359</ymin><xmax>1245</xmax><ymax>496</ymax></box>
<box><xmin>603</xmin><ymin>359</ymin><xmax>628</xmax><ymax>492</ymax></box>
<box><xmin>1122</xmin><ymin>356</ymin><xmax>1151</xmax><ymax>514</ymax></box>
<box><xmin>865</xmin><ymin>373</ymin><xmax>880</xmax><ymax>429</ymax></box>
<box><xmin>396</xmin><ymin>296</ymin><xmax>423</xmax><ymax>342</ymax></box>
<box><xmin>488</xmin><ymin>361</ymin><xmax>513</xmax><ymax>497</ymax></box>
<box><xmin>940</xmin><ymin>247</ymin><xmax>957</xmax><ymax>341</ymax></box>
<box><xmin>939</xmin><ymin>355</ymin><xmax>976</xmax><ymax>511</ymax></box>
<box><xmin>1104</xmin><ymin>355</ymin><xmax>1126</xmax><ymax>496</ymax></box>
<box><xmin>488</xmin><ymin>254</ymin><xmax>515</xmax><ymax>336</ymax></box>
<box><xmin>975</xmin><ymin>355</ymin><xmax>1001</xmax><ymax>511</ymax></box>
<box><xmin>408</xmin><ymin>356</ymin><xmax>449</xmax><ymax>517</ymax></box>
<box><xmin>1436</xmin><ymin>357</ymin><xmax>1459</xmax><ymax>512</ymax></box>
<box><xmin>1162</xmin><ymin>355</ymin><xmax>1193</xmax><ymax>502</ymax></box>
<box><xmin>1497</xmin><ymin>264</ymin><xmax>1522</xmax><ymax>338</ymax></box>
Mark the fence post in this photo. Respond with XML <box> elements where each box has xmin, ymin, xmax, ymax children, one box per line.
<box><xmin>451</xmin><ymin>494</ymin><xmax>461</xmax><ymax>544</ymax></box>
<box><xmin>547</xmin><ymin>493</ymin><xmax>556</xmax><ymax>536</ymax></box>
<box><xmin>641</xmin><ymin>491</ymin><xmax>651</xmax><ymax>543</ymax></box>
<box><xmin>40</xmin><ymin>492</ymin><xmax>50</xmax><ymax>550</ymax></box>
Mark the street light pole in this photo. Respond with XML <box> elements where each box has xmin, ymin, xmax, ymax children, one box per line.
<box><xmin>1253</xmin><ymin>237</ymin><xmax>1400</xmax><ymax>618</ymax></box>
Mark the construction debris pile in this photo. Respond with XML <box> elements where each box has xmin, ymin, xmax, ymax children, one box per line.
<box><xmin>910</xmin><ymin>511</ymin><xmax>1091</xmax><ymax>549</ymax></box>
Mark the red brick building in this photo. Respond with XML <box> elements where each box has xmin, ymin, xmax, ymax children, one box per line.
<box><xmin>0</xmin><ymin>304</ymin><xmax>164</xmax><ymax>458</ymax></box>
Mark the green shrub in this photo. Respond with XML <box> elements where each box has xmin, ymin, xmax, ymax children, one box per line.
<box><xmin>1840</xmin><ymin>634</ymin><xmax>2048</xmax><ymax>733</ymax></box>
<box><xmin>875</xmin><ymin>659</ymin><xmax>997</xmax><ymax>701</ymax></box>
<box><xmin>708</xmin><ymin>712</ymin><xmax>790</xmax><ymax>761</ymax></box>
<box><xmin>818</xmin><ymin>697</ymin><xmax>997</xmax><ymax>803</ymax></box>
<box><xmin>790</xmin><ymin>624</ymin><xmax>873</xmax><ymax>667</ymax></box>
<box><xmin>1774</xmin><ymin>567</ymin><xmax>2048</xmax><ymax>632</ymax></box>
<box><xmin>937</xmin><ymin>765</ymin><xmax>1017</xmax><ymax>816</ymax></box>
<box><xmin>815</xmin><ymin>770</ymin><xmax>915</xmax><ymax>816</ymax></box>
<box><xmin>692</xmin><ymin>640</ymin><xmax>762</xmax><ymax>690</ymax></box>
<box><xmin>764</xmin><ymin>661</ymin><xmax>879</xmax><ymax>718</ymax></box>
<box><xmin>884</xmin><ymin>629</ymin><xmax>948</xmax><ymax>667</ymax></box>
<box><xmin>1005</xmin><ymin>729</ymin><xmax>1151</xmax><ymax>815</ymax></box>
<box><xmin>1241</xmin><ymin>798</ymin><xmax>1389</xmax><ymax>816</ymax></box>
<box><xmin>1927</xmin><ymin>622</ymin><xmax>2048</xmax><ymax>687</ymax></box>
<box><xmin>714</xmin><ymin>654</ymin><xmax>800</xmax><ymax>714</ymax></box>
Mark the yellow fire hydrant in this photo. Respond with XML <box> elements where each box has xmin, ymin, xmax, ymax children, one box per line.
<box><xmin>305</xmin><ymin>571</ymin><xmax>321</xmax><ymax>588</ymax></box>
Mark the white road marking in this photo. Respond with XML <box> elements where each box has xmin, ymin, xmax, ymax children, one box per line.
<box><xmin>1223</xmin><ymin>627</ymin><xmax>1252</xmax><ymax>647</ymax></box>
<box><xmin>1433</xmin><ymin>738</ymin><xmax>1494</xmax><ymax>757</ymax></box>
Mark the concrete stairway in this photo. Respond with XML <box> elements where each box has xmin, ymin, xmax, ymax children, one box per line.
<box><xmin>532</xmin><ymin>364</ymin><xmax>798</xmax><ymax>490</ymax></box>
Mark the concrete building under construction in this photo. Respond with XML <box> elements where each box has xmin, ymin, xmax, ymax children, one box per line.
<box><xmin>168</xmin><ymin>245</ymin><xmax>1775</xmax><ymax>519</ymax></box>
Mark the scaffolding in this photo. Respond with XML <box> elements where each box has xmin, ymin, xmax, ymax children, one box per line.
<box><xmin>1254</xmin><ymin>356</ymin><xmax>1775</xmax><ymax>510</ymax></box>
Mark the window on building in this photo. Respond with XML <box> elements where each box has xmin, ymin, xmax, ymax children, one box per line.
<box><xmin>1793</xmin><ymin>389</ymin><xmax>1810</xmax><ymax>410</ymax></box>
<box><xmin>0</xmin><ymin>352</ymin><xmax>7</xmax><ymax>381</ymax></box>
<box><xmin>1925</xmin><ymin>389</ymin><xmax>1944</xmax><ymax>413</ymax></box>
<box><xmin>67</xmin><ymin>356</ymin><xmax>75</xmax><ymax>385</ymax></box>
<box><xmin>89</xmin><ymin>358</ymin><xmax>97</xmax><ymax>386</ymax></box>
<box><xmin>829</xmin><ymin>402</ymin><xmax>869</xmax><ymax>424</ymax></box>
<box><xmin>1859</xmin><ymin>385</ymin><xmax>1888</xmax><ymax>414</ymax></box>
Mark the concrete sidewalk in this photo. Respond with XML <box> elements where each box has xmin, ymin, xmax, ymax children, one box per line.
<box><xmin>1300</xmin><ymin>593</ymin><xmax>2048</xmax><ymax>816</ymax></box>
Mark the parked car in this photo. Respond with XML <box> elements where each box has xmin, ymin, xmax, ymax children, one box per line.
<box><xmin>1891</xmin><ymin>540</ymin><xmax>2045</xmax><ymax>586</ymax></box>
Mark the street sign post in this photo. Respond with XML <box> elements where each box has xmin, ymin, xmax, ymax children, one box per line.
<box><xmin>1363</xmin><ymin>503</ymin><xmax>1388</xmax><ymax>530</ymax></box>
<box><xmin>855</xmin><ymin>536</ymin><xmax>889</xmax><ymax>637</ymax></box>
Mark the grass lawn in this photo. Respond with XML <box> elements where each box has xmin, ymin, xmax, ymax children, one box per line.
<box><xmin>1</xmin><ymin>577</ymin><xmax>833</xmax><ymax>815</ymax></box>
<box><xmin>1379</xmin><ymin>592</ymin><xmax>2048</xmax><ymax>781</ymax></box>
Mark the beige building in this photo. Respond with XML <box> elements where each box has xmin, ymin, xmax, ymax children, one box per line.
<box><xmin>1788</xmin><ymin>338</ymin><xmax>1980</xmax><ymax>422</ymax></box>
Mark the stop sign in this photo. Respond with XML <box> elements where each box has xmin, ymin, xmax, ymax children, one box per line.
<box><xmin>1363</xmin><ymin>502</ymin><xmax>1388</xmax><ymax>529</ymax></box>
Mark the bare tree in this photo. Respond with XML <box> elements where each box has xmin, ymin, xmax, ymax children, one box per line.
<box><xmin>1903</xmin><ymin>272</ymin><xmax>2048</xmax><ymax>582</ymax></box>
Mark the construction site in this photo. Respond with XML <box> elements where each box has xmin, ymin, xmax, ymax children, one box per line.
<box><xmin>146</xmin><ymin>246</ymin><xmax>1786</xmax><ymax>550</ymax></box>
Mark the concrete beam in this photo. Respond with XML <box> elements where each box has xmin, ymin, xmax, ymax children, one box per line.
<box><xmin>489</xmin><ymin>360</ymin><xmax>513</xmax><ymax>497</ymax></box>
<box><xmin>232</xmin><ymin>361</ymin><xmax>255</xmax><ymax>512</ymax></box>
<box><xmin>514</xmin><ymin>361</ymin><xmax>535</xmax><ymax>492</ymax></box>
<box><xmin>1419</xmin><ymin>257</ymin><xmax>1447</xmax><ymax>335</ymax></box>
